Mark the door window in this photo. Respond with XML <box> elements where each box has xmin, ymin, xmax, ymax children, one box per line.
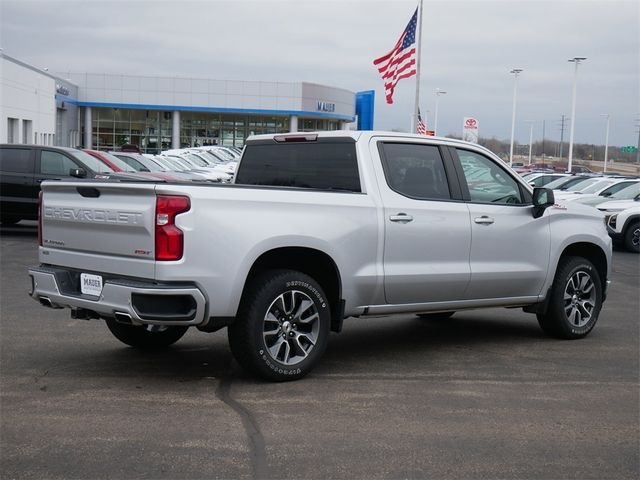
<box><xmin>456</xmin><ymin>149</ymin><xmax>524</xmax><ymax>204</ymax></box>
<box><xmin>0</xmin><ymin>148</ymin><xmax>34</xmax><ymax>173</ymax></box>
<box><xmin>40</xmin><ymin>151</ymin><xmax>78</xmax><ymax>175</ymax></box>
<box><xmin>379</xmin><ymin>143</ymin><xmax>451</xmax><ymax>200</ymax></box>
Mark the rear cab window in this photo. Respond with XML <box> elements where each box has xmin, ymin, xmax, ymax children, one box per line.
<box><xmin>235</xmin><ymin>140</ymin><xmax>361</xmax><ymax>192</ymax></box>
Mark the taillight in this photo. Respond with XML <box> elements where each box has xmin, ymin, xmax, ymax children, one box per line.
<box><xmin>38</xmin><ymin>191</ymin><xmax>43</xmax><ymax>246</ymax></box>
<box><xmin>155</xmin><ymin>195</ymin><xmax>190</xmax><ymax>261</ymax></box>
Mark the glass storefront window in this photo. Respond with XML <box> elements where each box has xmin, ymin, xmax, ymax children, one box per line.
<box><xmin>86</xmin><ymin>107</ymin><xmax>342</xmax><ymax>151</ymax></box>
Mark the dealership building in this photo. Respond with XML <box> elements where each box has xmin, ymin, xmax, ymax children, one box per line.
<box><xmin>1</xmin><ymin>53</ymin><xmax>375</xmax><ymax>153</ymax></box>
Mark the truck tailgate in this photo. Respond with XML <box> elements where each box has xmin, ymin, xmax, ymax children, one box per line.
<box><xmin>40</xmin><ymin>181</ymin><xmax>158</xmax><ymax>278</ymax></box>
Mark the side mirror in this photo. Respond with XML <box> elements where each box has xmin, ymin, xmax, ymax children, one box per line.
<box><xmin>69</xmin><ymin>168</ymin><xmax>87</xmax><ymax>178</ymax></box>
<box><xmin>532</xmin><ymin>187</ymin><xmax>555</xmax><ymax>219</ymax></box>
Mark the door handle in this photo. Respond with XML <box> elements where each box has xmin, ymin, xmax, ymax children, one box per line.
<box><xmin>474</xmin><ymin>216</ymin><xmax>495</xmax><ymax>225</ymax></box>
<box><xmin>389</xmin><ymin>213</ymin><xmax>413</xmax><ymax>223</ymax></box>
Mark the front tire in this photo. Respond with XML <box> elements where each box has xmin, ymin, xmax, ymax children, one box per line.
<box><xmin>228</xmin><ymin>269</ymin><xmax>331</xmax><ymax>381</ymax></box>
<box><xmin>537</xmin><ymin>256</ymin><xmax>603</xmax><ymax>339</ymax></box>
<box><xmin>624</xmin><ymin>221</ymin><xmax>640</xmax><ymax>253</ymax></box>
<box><xmin>105</xmin><ymin>319</ymin><xmax>188</xmax><ymax>349</ymax></box>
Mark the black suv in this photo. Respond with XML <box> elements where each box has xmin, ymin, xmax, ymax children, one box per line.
<box><xmin>0</xmin><ymin>145</ymin><xmax>114</xmax><ymax>224</ymax></box>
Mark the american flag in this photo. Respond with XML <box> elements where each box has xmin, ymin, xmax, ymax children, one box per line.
<box><xmin>373</xmin><ymin>8</ymin><xmax>418</xmax><ymax>104</ymax></box>
<box><xmin>417</xmin><ymin>109</ymin><xmax>427</xmax><ymax>135</ymax></box>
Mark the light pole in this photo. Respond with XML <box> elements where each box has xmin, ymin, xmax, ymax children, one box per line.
<box><xmin>509</xmin><ymin>68</ymin><xmax>523</xmax><ymax>166</ymax></box>
<box><xmin>567</xmin><ymin>57</ymin><xmax>586</xmax><ymax>173</ymax></box>
<box><xmin>434</xmin><ymin>88</ymin><xmax>447</xmax><ymax>136</ymax></box>
<box><xmin>600</xmin><ymin>113</ymin><xmax>610</xmax><ymax>172</ymax></box>
<box><xmin>525</xmin><ymin>120</ymin><xmax>535</xmax><ymax>165</ymax></box>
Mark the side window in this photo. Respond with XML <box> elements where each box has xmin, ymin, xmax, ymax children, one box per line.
<box><xmin>456</xmin><ymin>149</ymin><xmax>524</xmax><ymax>205</ymax></box>
<box><xmin>40</xmin><ymin>151</ymin><xmax>78</xmax><ymax>176</ymax></box>
<box><xmin>0</xmin><ymin>148</ymin><xmax>34</xmax><ymax>174</ymax></box>
<box><xmin>379</xmin><ymin>143</ymin><xmax>451</xmax><ymax>200</ymax></box>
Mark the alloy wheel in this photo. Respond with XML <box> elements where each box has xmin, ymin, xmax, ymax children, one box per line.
<box><xmin>262</xmin><ymin>290</ymin><xmax>319</xmax><ymax>365</ymax></box>
<box><xmin>563</xmin><ymin>271</ymin><xmax>596</xmax><ymax>328</ymax></box>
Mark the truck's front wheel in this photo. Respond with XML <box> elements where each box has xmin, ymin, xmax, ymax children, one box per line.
<box><xmin>228</xmin><ymin>269</ymin><xmax>331</xmax><ymax>381</ymax></box>
<box><xmin>105</xmin><ymin>319</ymin><xmax>188</xmax><ymax>349</ymax></box>
<box><xmin>537</xmin><ymin>256</ymin><xmax>603</xmax><ymax>339</ymax></box>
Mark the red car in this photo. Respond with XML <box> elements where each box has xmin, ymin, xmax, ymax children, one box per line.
<box><xmin>83</xmin><ymin>150</ymin><xmax>175</xmax><ymax>180</ymax></box>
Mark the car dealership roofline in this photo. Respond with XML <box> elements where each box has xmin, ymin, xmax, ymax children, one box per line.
<box><xmin>55</xmin><ymin>96</ymin><xmax>355</xmax><ymax>122</ymax></box>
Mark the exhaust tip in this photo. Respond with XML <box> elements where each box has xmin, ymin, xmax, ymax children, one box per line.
<box><xmin>39</xmin><ymin>297</ymin><xmax>52</xmax><ymax>307</ymax></box>
<box><xmin>114</xmin><ymin>311</ymin><xmax>133</xmax><ymax>325</ymax></box>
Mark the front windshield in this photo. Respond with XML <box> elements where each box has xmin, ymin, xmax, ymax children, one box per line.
<box><xmin>154</xmin><ymin>156</ymin><xmax>182</xmax><ymax>171</ymax></box>
<box><xmin>559</xmin><ymin>177</ymin><xmax>593</xmax><ymax>191</ymax></box>
<box><xmin>197</xmin><ymin>151</ymin><xmax>223</xmax><ymax>164</ymax></box>
<box><xmin>580</xmin><ymin>180</ymin><xmax>615</xmax><ymax>194</ymax></box>
<box><xmin>143</xmin><ymin>157</ymin><xmax>168</xmax><ymax>172</ymax></box>
<box><xmin>210</xmin><ymin>148</ymin><xmax>235</xmax><ymax>161</ymax></box>
<box><xmin>545</xmin><ymin>177</ymin><xmax>572</xmax><ymax>189</ymax></box>
<box><xmin>100</xmin><ymin>152</ymin><xmax>136</xmax><ymax>172</ymax></box>
<box><xmin>164</xmin><ymin>156</ymin><xmax>193</xmax><ymax>170</ymax></box>
<box><xmin>185</xmin><ymin>153</ymin><xmax>207</xmax><ymax>167</ymax></box>
<box><xmin>566</xmin><ymin>178</ymin><xmax>600</xmax><ymax>192</ymax></box>
<box><xmin>610</xmin><ymin>183</ymin><xmax>640</xmax><ymax>199</ymax></box>
<box><xmin>71</xmin><ymin>150</ymin><xmax>114</xmax><ymax>173</ymax></box>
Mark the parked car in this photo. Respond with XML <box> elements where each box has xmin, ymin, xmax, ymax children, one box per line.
<box><xmin>161</xmin><ymin>150</ymin><xmax>232</xmax><ymax>181</ymax></box>
<box><xmin>555</xmin><ymin>179</ymin><xmax>639</xmax><ymax>203</ymax></box>
<box><xmin>0</xmin><ymin>145</ymin><xmax>113</xmax><ymax>224</ymax></box>
<box><xmin>110</xmin><ymin>151</ymin><xmax>199</xmax><ymax>182</ymax></box>
<box><xmin>29</xmin><ymin>131</ymin><xmax>611</xmax><ymax>381</ymax></box>
<box><xmin>598</xmin><ymin>203</ymin><xmax>639</xmax><ymax>253</ymax></box>
<box><xmin>544</xmin><ymin>175</ymin><xmax>596</xmax><ymax>192</ymax></box>
<box><xmin>575</xmin><ymin>183</ymin><xmax>640</xmax><ymax>207</ymax></box>
<box><xmin>528</xmin><ymin>173</ymin><xmax>570</xmax><ymax>188</ymax></box>
<box><xmin>569</xmin><ymin>165</ymin><xmax>594</xmax><ymax>174</ymax></box>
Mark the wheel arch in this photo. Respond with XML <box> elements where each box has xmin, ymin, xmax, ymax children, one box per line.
<box><xmin>240</xmin><ymin>247</ymin><xmax>344</xmax><ymax>332</ymax></box>
<box><xmin>558</xmin><ymin>242</ymin><xmax>608</xmax><ymax>293</ymax></box>
<box><xmin>621</xmin><ymin>214</ymin><xmax>639</xmax><ymax>234</ymax></box>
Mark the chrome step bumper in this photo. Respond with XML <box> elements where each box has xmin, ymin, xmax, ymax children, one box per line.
<box><xmin>28</xmin><ymin>265</ymin><xmax>208</xmax><ymax>327</ymax></box>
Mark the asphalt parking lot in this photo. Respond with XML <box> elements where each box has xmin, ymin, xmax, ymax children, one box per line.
<box><xmin>1</xmin><ymin>222</ymin><xmax>638</xmax><ymax>479</ymax></box>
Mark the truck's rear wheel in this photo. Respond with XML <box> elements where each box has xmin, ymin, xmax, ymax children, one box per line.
<box><xmin>624</xmin><ymin>221</ymin><xmax>639</xmax><ymax>253</ymax></box>
<box><xmin>105</xmin><ymin>319</ymin><xmax>188</xmax><ymax>349</ymax></box>
<box><xmin>537</xmin><ymin>256</ymin><xmax>602</xmax><ymax>339</ymax></box>
<box><xmin>228</xmin><ymin>269</ymin><xmax>330</xmax><ymax>381</ymax></box>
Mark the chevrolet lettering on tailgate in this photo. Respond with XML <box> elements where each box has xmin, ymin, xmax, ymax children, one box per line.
<box><xmin>44</xmin><ymin>207</ymin><xmax>143</xmax><ymax>225</ymax></box>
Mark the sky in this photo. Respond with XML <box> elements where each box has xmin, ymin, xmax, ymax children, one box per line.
<box><xmin>1</xmin><ymin>0</ymin><xmax>638</xmax><ymax>146</ymax></box>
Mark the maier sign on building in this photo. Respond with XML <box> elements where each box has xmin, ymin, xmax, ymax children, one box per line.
<box><xmin>462</xmin><ymin>117</ymin><xmax>479</xmax><ymax>143</ymax></box>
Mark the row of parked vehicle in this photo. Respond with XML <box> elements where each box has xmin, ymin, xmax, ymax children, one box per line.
<box><xmin>0</xmin><ymin>144</ymin><xmax>241</xmax><ymax>225</ymax></box>
<box><xmin>84</xmin><ymin>146</ymin><xmax>242</xmax><ymax>183</ymax></box>
<box><xmin>519</xmin><ymin>170</ymin><xmax>639</xmax><ymax>253</ymax></box>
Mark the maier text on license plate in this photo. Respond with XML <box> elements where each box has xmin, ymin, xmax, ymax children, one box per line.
<box><xmin>80</xmin><ymin>273</ymin><xmax>103</xmax><ymax>296</ymax></box>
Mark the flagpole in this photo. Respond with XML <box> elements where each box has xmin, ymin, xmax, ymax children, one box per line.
<box><xmin>412</xmin><ymin>0</ymin><xmax>424</xmax><ymax>133</ymax></box>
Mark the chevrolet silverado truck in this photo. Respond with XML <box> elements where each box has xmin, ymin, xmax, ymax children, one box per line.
<box><xmin>29</xmin><ymin>131</ymin><xmax>612</xmax><ymax>381</ymax></box>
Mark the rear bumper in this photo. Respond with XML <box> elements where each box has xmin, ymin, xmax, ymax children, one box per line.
<box><xmin>28</xmin><ymin>265</ymin><xmax>207</xmax><ymax>327</ymax></box>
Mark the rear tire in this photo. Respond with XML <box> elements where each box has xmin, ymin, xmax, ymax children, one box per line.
<box><xmin>624</xmin><ymin>221</ymin><xmax>640</xmax><ymax>253</ymax></box>
<box><xmin>105</xmin><ymin>319</ymin><xmax>188</xmax><ymax>349</ymax></box>
<box><xmin>228</xmin><ymin>269</ymin><xmax>331</xmax><ymax>381</ymax></box>
<box><xmin>537</xmin><ymin>256</ymin><xmax>602</xmax><ymax>339</ymax></box>
<box><xmin>416</xmin><ymin>312</ymin><xmax>455</xmax><ymax>320</ymax></box>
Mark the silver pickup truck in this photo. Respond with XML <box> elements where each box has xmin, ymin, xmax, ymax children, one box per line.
<box><xmin>29</xmin><ymin>131</ymin><xmax>612</xmax><ymax>381</ymax></box>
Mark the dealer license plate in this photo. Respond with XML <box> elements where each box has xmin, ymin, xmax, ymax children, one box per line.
<box><xmin>80</xmin><ymin>273</ymin><xmax>103</xmax><ymax>296</ymax></box>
